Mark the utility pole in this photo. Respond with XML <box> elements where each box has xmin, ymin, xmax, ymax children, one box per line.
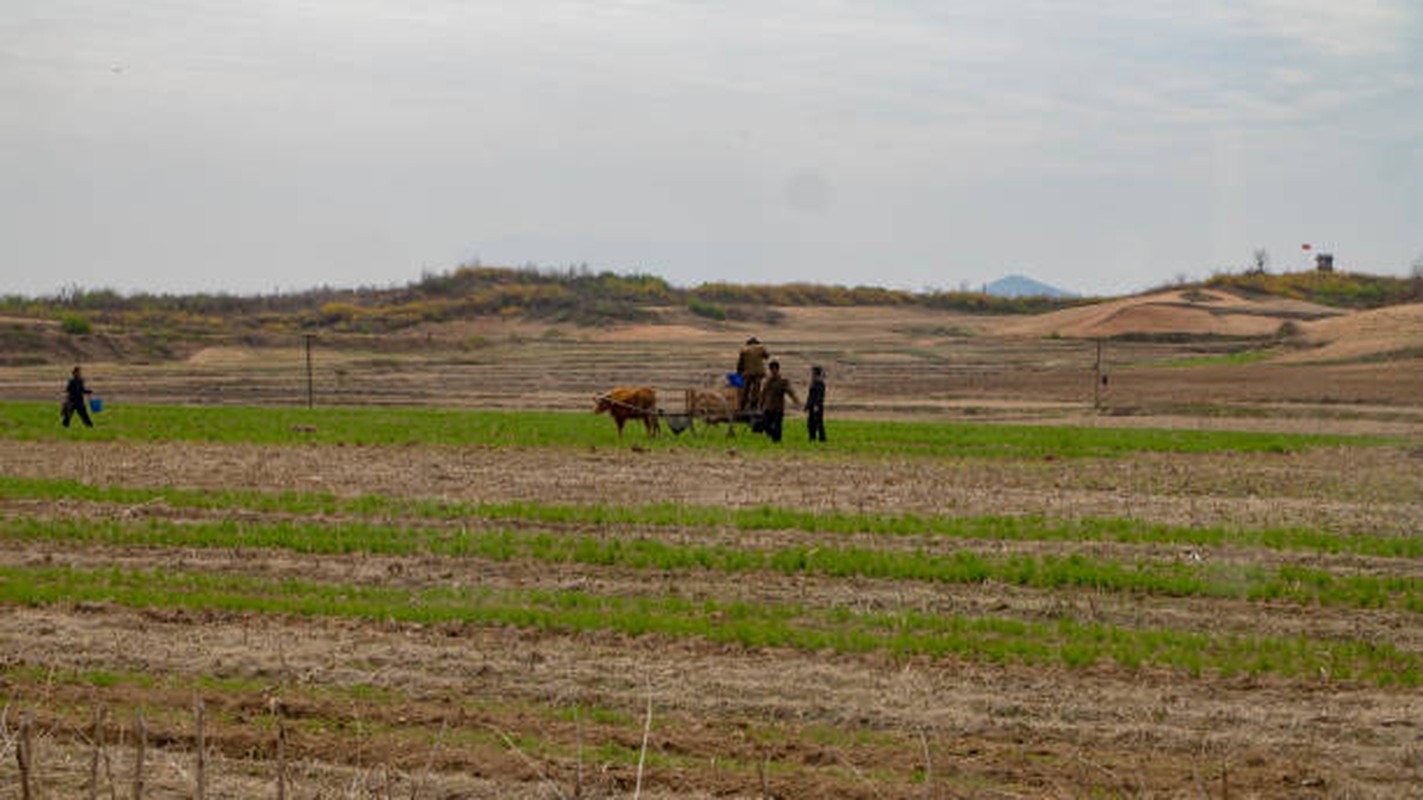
<box><xmin>304</xmin><ymin>334</ymin><xmax>315</xmax><ymax>409</ymax></box>
<box><xmin>1093</xmin><ymin>339</ymin><xmax>1104</xmax><ymax>412</ymax></box>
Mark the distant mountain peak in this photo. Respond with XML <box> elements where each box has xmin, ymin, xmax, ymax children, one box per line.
<box><xmin>983</xmin><ymin>275</ymin><xmax>1075</xmax><ymax>298</ymax></box>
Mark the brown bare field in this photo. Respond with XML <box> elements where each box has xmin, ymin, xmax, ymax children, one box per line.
<box><xmin>4</xmin><ymin>297</ymin><xmax>1423</xmax><ymax>424</ymax></box>
<box><xmin>2</xmin><ymin>299</ymin><xmax>1422</xmax><ymax>798</ymax></box>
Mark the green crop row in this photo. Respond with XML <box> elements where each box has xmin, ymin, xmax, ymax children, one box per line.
<box><xmin>1129</xmin><ymin>349</ymin><xmax>1279</xmax><ymax>369</ymax></box>
<box><xmin>0</xmin><ymin>564</ymin><xmax>1414</xmax><ymax>686</ymax></box>
<box><xmin>4</xmin><ymin>517</ymin><xmax>1419</xmax><ymax>614</ymax></box>
<box><xmin>0</xmin><ymin>400</ymin><xmax>1391</xmax><ymax>456</ymax></box>
<box><xmin>2</xmin><ymin>476</ymin><xmax>1416</xmax><ymax>559</ymax></box>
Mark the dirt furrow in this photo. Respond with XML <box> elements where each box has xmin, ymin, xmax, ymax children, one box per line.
<box><xmin>3</xmin><ymin>537</ymin><xmax>1419</xmax><ymax>654</ymax></box>
<box><xmin>2</xmin><ymin>604</ymin><xmax>1418</xmax><ymax>798</ymax></box>
<box><xmin>4</xmin><ymin>441</ymin><xmax>1421</xmax><ymax>534</ymax></box>
<box><xmin>7</xmin><ymin>495</ymin><xmax>1423</xmax><ymax>582</ymax></box>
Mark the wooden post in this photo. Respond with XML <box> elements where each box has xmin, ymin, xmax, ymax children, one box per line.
<box><xmin>89</xmin><ymin>702</ymin><xmax>105</xmax><ymax>800</ymax></box>
<box><xmin>574</xmin><ymin>705</ymin><xmax>584</xmax><ymax>800</ymax></box>
<box><xmin>919</xmin><ymin>728</ymin><xmax>932</xmax><ymax>797</ymax></box>
<box><xmin>633</xmin><ymin>691</ymin><xmax>652</xmax><ymax>800</ymax></box>
<box><xmin>17</xmin><ymin>710</ymin><xmax>34</xmax><ymax>800</ymax></box>
<box><xmin>194</xmin><ymin>697</ymin><xmax>207</xmax><ymax>800</ymax></box>
<box><xmin>133</xmin><ymin>709</ymin><xmax>147</xmax><ymax>800</ymax></box>
<box><xmin>275</xmin><ymin>718</ymin><xmax>286</xmax><ymax>800</ymax></box>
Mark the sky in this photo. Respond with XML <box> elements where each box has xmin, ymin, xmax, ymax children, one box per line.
<box><xmin>3</xmin><ymin>0</ymin><xmax>1421</xmax><ymax>298</ymax></box>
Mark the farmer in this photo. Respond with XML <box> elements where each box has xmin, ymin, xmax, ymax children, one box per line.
<box><xmin>805</xmin><ymin>365</ymin><xmax>827</xmax><ymax>443</ymax></box>
<box><xmin>758</xmin><ymin>360</ymin><xmax>800</xmax><ymax>444</ymax></box>
<box><xmin>61</xmin><ymin>365</ymin><xmax>94</xmax><ymax>428</ymax></box>
<box><xmin>736</xmin><ymin>336</ymin><xmax>770</xmax><ymax>411</ymax></box>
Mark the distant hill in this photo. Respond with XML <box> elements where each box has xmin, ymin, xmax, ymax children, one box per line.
<box><xmin>0</xmin><ymin>265</ymin><xmax>1087</xmax><ymax>340</ymax></box>
<box><xmin>991</xmin><ymin>287</ymin><xmax>1340</xmax><ymax>340</ymax></box>
<box><xmin>983</xmin><ymin>275</ymin><xmax>1075</xmax><ymax>298</ymax></box>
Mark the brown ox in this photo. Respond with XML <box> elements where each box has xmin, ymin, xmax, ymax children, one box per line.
<box><xmin>594</xmin><ymin>386</ymin><xmax>659</xmax><ymax>439</ymax></box>
<box><xmin>685</xmin><ymin>386</ymin><xmax>739</xmax><ymax>425</ymax></box>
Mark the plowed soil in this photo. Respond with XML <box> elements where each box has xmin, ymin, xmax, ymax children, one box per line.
<box><xmin>2</xmin><ymin>305</ymin><xmax>1422</xmax><ymax>798</ymax></box>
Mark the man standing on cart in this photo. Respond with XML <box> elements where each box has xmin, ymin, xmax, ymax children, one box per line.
<box><xmin>736</xmin><ymin>336</ymin><xmax>770</xmax><ymax>411</ymax></box>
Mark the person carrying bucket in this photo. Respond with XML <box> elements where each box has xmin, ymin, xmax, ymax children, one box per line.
<box><xmin>61</xmin><ymin>365</ymin><xmax>96</xmax><ymax>428</ymax></box>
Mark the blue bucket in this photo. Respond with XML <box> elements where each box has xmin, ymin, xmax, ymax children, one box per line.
<box><xmin>89</xmin><ymin>397</ymin><xmax>103</xmax><ymax>413</ymax></box>
<box><xmin>725</xmin><ymin>373</ymin><xmax>744</xmax><ymax>388</ymax></box>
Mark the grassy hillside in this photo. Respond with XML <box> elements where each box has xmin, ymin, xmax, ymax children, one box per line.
<box><xmin>5</xmin><ymin>266</ymin><xmax>1417</xmax><ymax>347</ymax></box>
<box><xmin>1</xmin><ymin>265</ymin><xmax>1086</xmax><ymax>336</ymax></box>
<box><xmin>1206</xmin><ymin>269</ymin><xmax>1422</xmax><ymax>309</ymax></box>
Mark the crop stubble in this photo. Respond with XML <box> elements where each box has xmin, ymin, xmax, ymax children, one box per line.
<box><xmin>2</xmin><ymin>429</ymin><xmax>1422</xmax><ymax>798</ymax></box>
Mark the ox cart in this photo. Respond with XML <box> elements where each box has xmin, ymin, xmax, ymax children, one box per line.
<box><xmin>659</xmin><ymin>376</ymin><xmax>762</xmax><ymax>436</ymax></box>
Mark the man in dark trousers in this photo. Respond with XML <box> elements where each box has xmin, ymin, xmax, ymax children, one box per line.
<box><xmin>62</xmin><ymin>365</ymin><xmax>94</xmax><ymax>428</ymax></box>
<box><xmin>805</xmin><ymin>365</ymin><xmax>827</xmax><ymax>442</ymax></box>
<box><xmin>736</xmin><ymin>336</ymin><xmax>770</xmax><ymax>411</ymax></box>
<box><xmin>758</xmin><ymin>360</ymin><xmax>800</xmax><ymax>443</ymax></box>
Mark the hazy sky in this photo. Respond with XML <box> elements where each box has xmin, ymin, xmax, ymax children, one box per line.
<box><xmin>4</xmin><ymin>1</ymin><xmax>1421</xmax><ymax>298</ymax></box>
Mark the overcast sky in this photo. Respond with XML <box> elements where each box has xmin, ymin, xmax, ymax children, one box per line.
<box><xmin>3</xmin><ymin>1</ymin><xmax>1420</xmax><ymax>298</ymax></box>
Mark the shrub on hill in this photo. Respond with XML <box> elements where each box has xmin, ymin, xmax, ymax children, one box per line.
<box><xmin>688</xmin><ymin>297</ymin><xmax>729</xmax><ymax>320</ymax></box>
<box><xmin>1207</xmin><ymin>270</ymin><xmax>1421</xmax><ymax>309</ymax></box>
<box><xmin>688</xmin><ymin>282</ymin><xmax>1082</xmax><ymax>314</ymax></box>
<box><xmin>58</xmin><ymin>312</ymin><xmax>92</xmax><ymax>335</ymax></box>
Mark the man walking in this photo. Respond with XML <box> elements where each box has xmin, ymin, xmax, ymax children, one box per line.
<box><xmin>62</xmin><ymin>365</ymin><xmax>94</xmax><ymax>428</ymax></box>
<box><xmin>759</xmin><ymin>360</ymin><xmax>800</xmax><ymax>443</ymax></box>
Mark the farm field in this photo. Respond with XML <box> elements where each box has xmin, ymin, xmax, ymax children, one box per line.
<box><xmin>2</xmin><ymin>301</ymin><xmax>1422</xmax><ymax>798</ymax></box>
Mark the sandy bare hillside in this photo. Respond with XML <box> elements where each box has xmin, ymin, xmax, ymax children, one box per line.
<box><xmin>992</xmin><ymin>289</ymin><xmax>1339</xmax><ymax>339</ymax></box>
<box><xmin>1273</xmin><ymin>302</ymin><xmax>1423</xmax><ymax>363</ymax></box>
<box><xmin>585</xmin><ymin>305</ymin><xmax>993</xmax><ymax>345</ymax></box>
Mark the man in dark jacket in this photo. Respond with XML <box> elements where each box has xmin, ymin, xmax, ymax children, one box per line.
<box><xmin>758</xmin><ymin>360</ymin><xmax>800</xmax><ymax>443</ymax></box>
<box><xmin>805</xmin><ymin>365</ymin><xmax>826</xmax><ymax>442</ymax></box>
<box><xmin>62</xmin><ymin>365</ymin><xmax>94</xmax><ymax>428</ymax></box>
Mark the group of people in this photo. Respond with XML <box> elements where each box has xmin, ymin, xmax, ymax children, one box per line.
<box><xmin>60</xmin><ymin>344</ymin><xmax>826</xmax><ymax>440</ymax></box>
<box><xmin>735</xmin><ymin>337</ymin><xmax>827</xmax><ymax>444</ymax></box>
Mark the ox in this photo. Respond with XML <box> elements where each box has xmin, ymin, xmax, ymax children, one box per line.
<box><xmin>594</xmin><ymin>386</ymin><xmax>659</xmax><ymax>439</ymax></box>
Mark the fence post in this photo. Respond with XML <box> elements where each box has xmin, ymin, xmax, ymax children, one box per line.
<box><xmin>133</xmin><ymin>709</ymin><xmax>146</xmax><ymax>800</ymax></box>
<box><xmin>275</xmin><ymin>716</ymin><xmax>287</xmax><ymax>800</ymax></box>
<box><xmin>194</xmin><ymin>696</ymin><xmax>207</xmax><ymax>800</ymax></box>
<box><xmin>17</xmin><ymin>710</ymin><xmax>34</xmax><ymax>800</ymax></box>
<box><xmin>89</xmin><ymin>701</ymin><xmax>105</xmax><ymax>800</ymax></box>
